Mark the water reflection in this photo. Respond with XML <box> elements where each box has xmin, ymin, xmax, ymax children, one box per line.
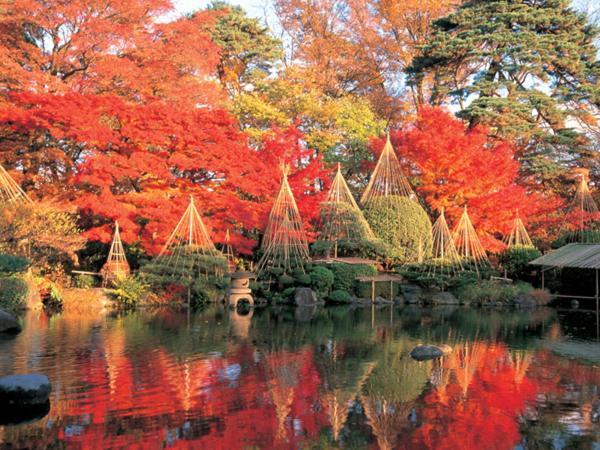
<box><xmin>0</xmin><ymin>305</ymin><xmax>598</xmax><ymax>449</ymax></box>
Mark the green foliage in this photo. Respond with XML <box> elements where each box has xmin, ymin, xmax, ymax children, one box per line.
<box><xmin>453</xmin><ymin>280</ymin><xmax>533</xmax><ymax>306</ymax></box>
<box><xmin>73</xmin><ymin>274</ymin><xmax>96</xmax><ymax>289</ymax></box>
<box><xmin>499</xmin><ymin>246</ymin><xmax>542</xmax><ymax>280</ymax></box>
<box><xmin>327</xmin><ymin>263</ymin><xmax>377</xmax><ymax>292</ymax></box>
<box><xmin>552</xmin><ymin>230</ymin><xmax>600</xmax><ymax>248</ymax></box>
<box><xmin>409</xmin><ymin>0</ymin><xmax>600</xmax><ymax>183</ymax></box>
<box><xmin>107</xmin><ymin>276</ymin><xmax>149</xmax><ymax>307</ymax></box>
<box><xmin>328</xmin><ymin>289</ymin><xmax>352</xmax><ymax>304</ymax></box>
<box><xmin>363</xmin><ymin>196</ymin><xmax>432</xmax><ymax>263</ymax></box>
<box><xmin>309</xmin><ymin>266</ymin><xmax>335</xmax><ymax>296</ymax></box>
<box><xmin>0</xmin><ymin>254</ymin><xmax>30</xmax><ymax>274</ymax></box>
<box><xmin>208</xmin><ymin>1</ymin><xmax>282</xmax><ymax>92</ymax></box>
<box><xmin>278</xmin><ymin>274</ymin><xmax>295</xmax><ymax>287</ymax></box>
<box><xmin>0</xmin><ymin>276</ymin><xmax>28</xmax><ymax>311</ymax></box>
<box><xmin>400</xmin><ymin>263</ymin><xmax>481</xmax><ymax>291</ymax></box>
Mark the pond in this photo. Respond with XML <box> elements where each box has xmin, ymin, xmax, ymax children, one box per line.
<box><xmin>0</xmin><ymin>305</ymin><xmax>599</xmax><ymax>449</ymax></box>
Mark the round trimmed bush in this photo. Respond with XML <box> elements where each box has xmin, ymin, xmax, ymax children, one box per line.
<box><xmin>309</xmin><ymin>266</ymin><xmax>335</xmax><ymax>296</ymax></box>
<box><xmin>363</xmin><ymin>195</ymin><xmax>432</xmax><ymax>263</ymax></box>
<box><xmin>328</xmin><ymin>289</ymin><xmax>352</xmax><ymax>304</ymax></box>
<box><xmin>499</xmin><ymin>245</ymin><xmax>541</xmax><ymax>280</ymax></box>
<box><xmin>0</xmin><ymin>254</ymin><xmax>30</xmax><ymax>274</ymax></box>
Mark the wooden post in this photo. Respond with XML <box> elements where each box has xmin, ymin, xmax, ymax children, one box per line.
<box><xmin>541</xmin><ymin>270</ymin><xmax>545</xmax><ymax>290</ymax></box>
<box><xmin>371</xmin><ymin>279</ymin><xmax>375</xmax><ymax>303</ymax></box>
<box><xmin>596</xmin><ymin>269</ymin><xmax>600</xmax><ymax>341</ymax></box>
<box><xmin>390</xmin><ymin>280</ymin><xmax>393</xmax><ymax>301</ymax></box>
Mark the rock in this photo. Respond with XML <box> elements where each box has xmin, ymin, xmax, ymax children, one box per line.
<box><xmin>428</xmin><ymin>291</ymin><xmax>459</xmax><ymax>305</ymax></box>
<box><xmin>401</xmin><ymin>284</ymin><xmax>422</xmax><ymax>304</ymax></box>
<box><xmin>571</xmin><ymin>299</ymin><xmax>580</xmax><ymax>309</ymax></box>
<box><xmin>0</xmin><ymin>374</ymin><xmax>51</xmax><ymax>407</ymax></box>
<box><xmin>410</xmin><ymin>345</ymin><xmax>449</xmax><ymax>361</ymax></box>
<box><xmin>513</xmin><ymin>294</ymin><xmax>536</xmax><ymax>308</ymax></box>
<box><xmin>0</xmin><ymin>309</ymin><xmax>21</xmax><ymax>333</ymax></box>
<box><xmin>294</xmin><ymin>288</ymin><xmax>321</xmax><ymax>307</ymax></box>
<box><xmin>375</xmin><ymin>296</ymin><xmax>393</xmax><ymax>305</ymax></box>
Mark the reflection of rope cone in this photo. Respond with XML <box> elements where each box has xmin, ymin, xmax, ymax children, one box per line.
<box><xmin>229</xmin><ymin>308</ymin><xmax>253</xmax><ymax>339</ymax></box>
<box><xmin>453</xmin><ymin>341</ymin><xmax>485</xmax><ymax>397</ymax></box>
<box><xmin>510</xmin><ymin>350</ymin><xmax>533</xmax><ymax>386</ymax></box>
<box><xmin>267</xmin><ymin>353</ymin><xmax>301</xmax><ymax>441</ymax></box>
<box><xmin>360</xmin><ymin>394</ymin><xmax>413</xmax><ymax>450</ymax></box>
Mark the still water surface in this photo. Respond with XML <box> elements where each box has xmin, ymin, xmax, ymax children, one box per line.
<box><xmin>0</xmin><ymin>305</ymin><xmax>599</xmax><ymax>449</ymax></box>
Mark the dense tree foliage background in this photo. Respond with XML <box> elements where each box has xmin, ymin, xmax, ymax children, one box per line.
<box><xmin>0</xmin><ymin>0</ymin><xmax>597</xmax><ymax>257</ymax></box>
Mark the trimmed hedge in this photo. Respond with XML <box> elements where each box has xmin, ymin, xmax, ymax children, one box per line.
<box><xmin>363</xmin><ymin>195</ymin><xmax>432</xmax><ymax>263</ymax></box>
<box><xmin>499</xmin><ymin>245</ymin><xmax>541</xmax><ymax>279</ymax></box>
<box><xmin>0</xmin><ymin>276</ymin><xmax>28</xmax><ymax>311</ymax></box>
<box><xmin>0</xmin><ymin>254</ymin><xmax>30</xmax><ymax>274</ymax></box>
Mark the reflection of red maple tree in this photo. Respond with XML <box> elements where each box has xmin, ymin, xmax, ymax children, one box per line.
<box><xmin>409</xmin><ymin>343</ymin><xmax>542</xmax><ymax>450</ymax></box>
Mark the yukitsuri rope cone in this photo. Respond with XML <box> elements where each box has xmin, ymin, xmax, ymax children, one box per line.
<box><xmin>0</xmin><ymin>163</ymin><xmax>32</xmax><ymax>206</ymax></box>
<box><xmin>452</xmin><ymin>206</ymin><xmax>489</xmax><ymax>275</ymax></box>
<box><xmin>222</xmin><ymin>229</ymin><xmax>235</xmax><ymax>271</ymax></box>
<box><xmin>428</xmin><ymin>208</ymin><xmax>463</xmax><ymax>277</ymax></box>
<box><xmin>505</xmin><ymin>211</ymin><xmax>534</xmax><ymax>248</ymax></box>
<box><xmin>570</xmin><ymin>172</ymin><xmax>599</xmax><ymax>243</ymax></box>
<box><xmin>153</xmin><ymin>196</ymin><xmax>226</xmax><ymax>279</ymax></box>
<box><xmin>101</xmin><ymin>222</ymin><xmax>130</xmax><ymax>287</ymax></box>
<box><xmin>360</xmin><ymin>133</ymin><xmax>415</xmax><ymax>204</ymax></box>
<box><xmin>318</xmin><ymin>163</ymin><xmax>375</xmax><ymax>258</ymax></box>
<box><xmin>360</xmin><ymin>133</ymin><xmax>432</xmax><ymax>262</ymax></box>
<box><xmin>257</xmin><ymin>164</ymin><xmax>310</xmax><ymax>276</ymax></box>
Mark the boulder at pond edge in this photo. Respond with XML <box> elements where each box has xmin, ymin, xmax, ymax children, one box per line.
<box><xmin>0</xmin><ymin>309</ymin><xmax>21</xmax><ymax>333</ymax></box>
<box><xmin>0</xmin><ymin>374</ymin><xmax>52</xmax><ymax>406</ymax></box>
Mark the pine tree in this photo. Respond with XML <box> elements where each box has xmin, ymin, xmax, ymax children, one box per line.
<box><xmin>409</xmin><ymin>0</ymin><xmax>600</xmax><ymax>188</ymax></box>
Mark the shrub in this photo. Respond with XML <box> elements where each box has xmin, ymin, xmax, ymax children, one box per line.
<box><xmin>0</xmin><ymin>276</ymin><xmax>28</xmax><ymax>311</ymax></box>
<box><xmin>0</xmin><ymin>254</ymin><xmax>30</xmax><ymax>274</ymax></box>
<box><xmin>278</xmin><ymin>274</ymin><xmax>295</xmax><ymax>287</ymax></box>
<box><xmin>294</xmin><ymin>273</ymin><xmax>311</xmax><ymax>286</ymax></box>
<box><xmin>530</xmin><ymin>288</ymin><xmax>552</xmax><ymax>306</ymax></box>
<box><xmin>400</xmin><ymin>263</ymin><xmax>481</xmax><ymax>291</ymax></box>
<box><xmin>107</xmin><ymin>276</ymin><xmax>149</xmax><ymax>307</ymax></box>
<box><xmin>328</xmin><ymin>263</ymin><xmax>377</xmax><ymax>292</ymax></box>
<box><xmin>309</xmin><ymin>266</ymin><xmax>335</xmax><ymax>296</ymax></box>
<box><xmin>0</xmin><ymin>202</ymin><xmax>84</xmax><ymax>276</ymax></box>
<box><xmin>363</xmin><ymin>195</ymin><xmax>432</xmax><ymax>263</ymax></box>
<box><xmin>453</xmin><ymin>280</ymin><xmax>533</xmax><ymax>306</ymax></box>
<box><xmin>73</xmin><ymin>274</ymin><xmax>96</xmax><ymax>289</ymax></box>
<box><xmin>328</xmin><ymin>289</ymin><xmax>352</xmax><ymax>304</ymax></box>
<box><xmin>499</xmin><ymin>246</ymin><xmax>541</xmax><ymax>280</ymax></box>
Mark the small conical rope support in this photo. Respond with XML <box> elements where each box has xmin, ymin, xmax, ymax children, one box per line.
<box><xmin>318</xmin><ymin>163</ymin><xmax>375</xmax><ymax>258</ymax></box>
<box><xmin>452</xmin><ymin>206</ymin><xmax>489</xmax><ymax>275</ymax></box>
<box><xmin>101</xmin><ymin>221</ymin><xmax>131</xmax><ymax>286</ymax></box>
<box><xmin>0</xmin><ymin>163</ymin><xmax>32</xmax><ymax>206</ymax></box>
<box><xmin>429</xmin><ymin>208</ymin><xmax>463</xmax><ymax>277</ymax></box>
<box><xmin>360</xmin><ymin>133</ymin><xmax>415</xmax><ymax>206</ymax></box>
<box><xmin>257</xmin><ymin>164</ymin><xmax>310</xmax><ymax>276</ymax></box>
<box><xmin>505</xmin><ymin>210</ymin><xmax>534</xmax><ymax>248</ymax></box>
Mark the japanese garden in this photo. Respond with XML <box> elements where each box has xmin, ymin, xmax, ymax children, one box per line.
<box><xmin>0</xmin><ymin>0</ymin><xmax>599</xmax><ymax>448</ymax></box>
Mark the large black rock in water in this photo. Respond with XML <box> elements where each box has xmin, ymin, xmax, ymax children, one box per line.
<box><xmin>410</xmin><ymin>345</ymin><xmax>452</xmax><ymax>361</ymax></box>
<box><xmin>0</xmin><ymin>374</ymin><xmax>51</xmax><ymax>406</ymax></box>
<box><xmin>0</xmin><ymin>309</ymin><xmax>21</xmax><ymax>333</ymax></box>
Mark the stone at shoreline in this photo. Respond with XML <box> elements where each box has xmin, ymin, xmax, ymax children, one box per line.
<box><xmin>294</xmin><ymin>288</ymin><xmax>323</xmax><ymax>307</ymax></box>
<box><xmin>0</xmin><ymin>374</ymin><xmax>51</xmax><ymax>406</ymax></box>
<box><xmin>0</xmin><ymin>309</ymin><xmax>21</xmax><ymax>333</ymax></box>
<box><xmin>428</xmin><ymin>291</ymin><xmax>459</xmax><ymax>305</ymax></box>
<box><xmin>401</xmin><ymin>284</ymin><xmax>422</xmax><ymax>304</ymax></box>
<box><xmin>375</xmin><ymin>296</ymin><xmax>393</xmax><ymax>305</ymax></box>
<box><xmin>513</xmin><ymin>294</ymin><xmax>536</xmax><ymax>308</ymax></box>
<box><xmin>410</xmin><ymin>344</ymin><xmax>453</xmax><ymax>361</ymax></box>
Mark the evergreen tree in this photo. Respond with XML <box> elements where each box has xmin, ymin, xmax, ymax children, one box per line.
<box><xmin>409</xmin><ymin>0</ymin><xmax>600</xmax><ymax>190</ymax></box>
<box><xmin>207</xmin><ymin>1</ymin><xmax>283</xmax><ymax>95</ymax></box>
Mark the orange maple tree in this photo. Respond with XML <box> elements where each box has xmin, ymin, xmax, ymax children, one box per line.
<box><xmin>0</xmin><ymin>0</ymin><xmax>326</xmax><ymax>255</ymax></box>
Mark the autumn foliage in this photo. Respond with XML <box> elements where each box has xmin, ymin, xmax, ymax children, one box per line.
<box><xmin>372</xmin><ymin>107</ymin><xmax>563</xmax><ymax>250</ymax></box>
